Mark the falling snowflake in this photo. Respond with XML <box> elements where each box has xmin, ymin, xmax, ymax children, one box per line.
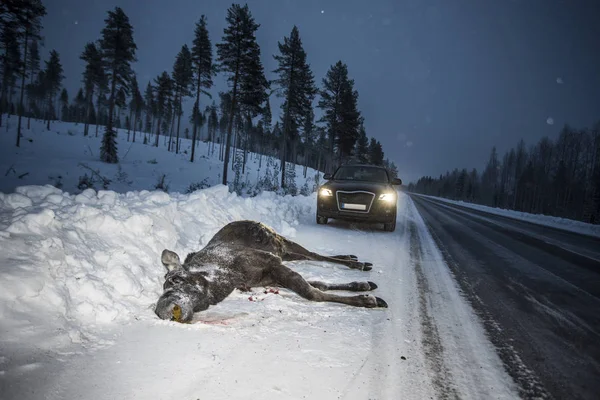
<box><xmin>321</xmin><ymin>10</ymin><xmax>324</xmax><ymax>14</ymax></box>
<box><xmin>556</xmin><ymin>77</ymin><xmax>563</xmax><ymax>84</ymax></box>
<box><xmin>74</xmin><ymin>20</ymin><xmax>78</xmax><ymax>25</ymax></box>
<box><xmin>406</xmin><ymin>141</ymin><xmax>414</xmax><ymax>148</ymax></box>
<box><xmin>546</xmin><ymin>117</ymin><xmax>554</xmax><ymax>125</ymax></box>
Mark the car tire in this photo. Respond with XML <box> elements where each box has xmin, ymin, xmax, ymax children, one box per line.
<box><xmin>316</xmin><ymin>215</ymin><xmax>328</xmax><ymax>225</ymax></box>
<box><xmin>383</xmin><ymin>211</ymin><xmax>397</xmax><ymax>232</ymax></box>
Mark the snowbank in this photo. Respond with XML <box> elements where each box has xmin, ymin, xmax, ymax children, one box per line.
<box><xmin>0</xmin><ymin>184</ymin><xmax>315</xmax><ymax>347</ymax></box>
<box><xmin>417</xmin><ymin>194</ymin><xmax>600</xmax><ymax>238</ymax></box>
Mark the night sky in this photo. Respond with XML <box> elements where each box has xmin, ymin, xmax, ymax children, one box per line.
<box><xmin>43</xmin><ymin>0</ymin><xmax>600</xmax><ymax>183</ymax></box>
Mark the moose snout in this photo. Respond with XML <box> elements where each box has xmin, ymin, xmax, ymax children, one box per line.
<box><xmin>155</xmin><ymin>291</ymin><xmax>194</xmax><ymax>323</ymax></box>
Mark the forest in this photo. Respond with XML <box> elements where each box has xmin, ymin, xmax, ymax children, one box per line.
<box><xmin>409</xmin><ymin>125</ymin><xmax>600</xmax><ymax>225</ymax></box>
<box><xmin>0</xmin><ymin>1</ymin><xmax>398</xmax><ymax>191</ymax></box>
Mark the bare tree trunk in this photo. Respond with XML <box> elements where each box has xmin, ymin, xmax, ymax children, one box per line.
<box><xmin>175</xmin><ymin>94</ymin><xmax>182</xmax><ymax>154</ymax></box>
<box><xmin>16</xmin><ymin>29</ymin><xmax>29</xmax><ymax>147</ymax></box>
<box><xmin>222</xmin><ymin>66</ymin><xmax>239</xmax><ymax>186</ymax></box>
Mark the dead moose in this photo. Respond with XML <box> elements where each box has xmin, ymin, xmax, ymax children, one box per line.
<box><xmin>155</xmin><ymin>220</ymin><xmax>388</xmax><ymax>323</ymax></box>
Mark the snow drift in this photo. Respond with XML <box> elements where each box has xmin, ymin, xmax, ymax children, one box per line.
<box><xmin>0</xmin><ymin>184</ymin><xmax>314</xmax><ymax>347</ymax></box>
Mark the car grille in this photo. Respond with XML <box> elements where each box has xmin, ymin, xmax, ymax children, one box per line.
<box><xmin>336</xmin><ymin>191</ymin><xmax>375</xmax><ymax>213</ymax></box>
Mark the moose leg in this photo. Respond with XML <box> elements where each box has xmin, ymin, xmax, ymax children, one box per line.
<box><xmin>307</xmin><ymin>280</ymin><xmax>378</xmax><ymax>292</ymax></box>
<box><xmin>270</xmin><ymin>264</ymin><xmax>387</xmax><ymax>308</ymax></box>
<box><xmin>331</xmin><ymin>255</ymin><xmax>358</xmax><ymax>261</ymax></box>
<box><xmin>280</xmin><ymin>239</ymin><xmax>372</xmax><ymax>271</ymax></box>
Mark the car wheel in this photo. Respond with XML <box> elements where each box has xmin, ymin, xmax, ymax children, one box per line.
<box><xmin>383</xmin><ymin>212</ymin><xmax>397</xmax><ymax>232</ymax></box>
<box><xmin>316</xmin><ymin>215</ymin><xmax>328</xmax><ymax>225</ymax></box>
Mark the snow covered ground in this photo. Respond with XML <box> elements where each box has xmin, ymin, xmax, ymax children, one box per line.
<box><xmin>0</xmin><ymin>116</ymin><xmax>320</xmax><ymax>195</ymax></box>
<box><xmin>0</xmin><ymin>184</ymin><xmax>518</xmax><ymax>399</ymax></box>
<box><xmin>416</xmin><ymin>194</ymin><xmax>600</xmax><ymax>238</ymax></box>
<box><xmin>0</xmin><ymin>115</ymin><xmax>522</xmax><ymax>399</ymax></box>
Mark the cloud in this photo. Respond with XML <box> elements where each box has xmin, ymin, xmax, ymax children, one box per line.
<box><xmin>546</xmin><ymin>117</ymin><xmax>554</xmax><ymax>125</ymax></box>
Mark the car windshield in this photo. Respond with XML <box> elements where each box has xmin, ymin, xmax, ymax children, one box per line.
<box><xmin>333</xmin><ymin>166</ymin><xmax>389</xmax><ymax>183</ymax></box>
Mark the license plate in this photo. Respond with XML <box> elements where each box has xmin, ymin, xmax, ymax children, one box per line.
<box><xmin>341</xmin><ymin>203</ymin><xmax>367</xmax><ymax>210</ymax></box>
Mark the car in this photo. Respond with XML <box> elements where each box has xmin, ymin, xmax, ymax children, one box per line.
<box><xmin>316</xmin><ymin>164</ymin><xmax>402</xmax><ymax>232</ymax></box>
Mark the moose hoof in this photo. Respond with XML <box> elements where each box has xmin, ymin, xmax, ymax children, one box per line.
<box><xmin>368</xmin><ymin>281</ymin><xmax>378</xmax><ymax>290</ymax></box>
<box><xmin>375</xmin><ymin>297</ymin><xmax>388</xmax><ymax>308</ymax></box>
<box><xmin>362</xmin><ymin>262</ymin><xmax>373</xmax><ymax>271</ymax></box>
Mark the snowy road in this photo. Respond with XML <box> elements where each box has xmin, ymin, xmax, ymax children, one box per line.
<box><xmin>0</xmin><ymin>189</ymin><xmax>517</xmax><ymax>399</ymax></box>
<box><xmin>412</xmin><ymin>195</ymin><xmax>600</xmax><ymax>400</ymax></box>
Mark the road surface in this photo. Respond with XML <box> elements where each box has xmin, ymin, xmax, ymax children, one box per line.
<box><xmin>411</xmin><ymin>194</ymin><xmax>600</xmax><ymax>400</ymax></box>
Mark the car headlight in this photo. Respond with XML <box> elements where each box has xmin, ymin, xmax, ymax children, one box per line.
<box><xmin>319</xmin><ymin>188</ymin><xmax>333</xmax><ymax>197</ymax></box>
<box><xmin>378</xmin><ymin>192</ymin><xmax>396</xmax><ymax>202</ymax></box>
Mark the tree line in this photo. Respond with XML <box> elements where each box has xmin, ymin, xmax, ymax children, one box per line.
<box><xmin>1</xmin><ymin>1</ymin><xmax>398</xmax><ymax>189</ymax></box>
<box><xmin>409</xmin><ymin>124</ymin><xmax>600</xmax><ymax>225</ymax></box>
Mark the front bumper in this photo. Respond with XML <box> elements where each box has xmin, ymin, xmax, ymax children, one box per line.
<box><xmin>317</xmin><ymin>195</ymin><xmax>396</xmax><ymax>223</ymax></box>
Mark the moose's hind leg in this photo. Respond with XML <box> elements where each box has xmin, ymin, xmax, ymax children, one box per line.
<box><xmin>270</xmin><ymin>264</ymin><xmax>387</xmax><ymax>308</ymax></box>
<box><xmin>280</xmin><ymin>239</ymin><xmax>373</xmax><ymax>271</ymax></box>
<box><xmin>331</xmin><ymin>255</ymin><xmax>358</xmax><ymax>261</ymax></box>
<box><xmin>307</xmin><ymin>280</ymin><xmax>378</xmax><ymax>292</ymax></box>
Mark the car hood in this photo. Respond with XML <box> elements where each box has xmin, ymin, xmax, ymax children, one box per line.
<box><xmin>321</xmin><ymin>180</ymin><xmax>393</xmax><ymax>194</ymax></box>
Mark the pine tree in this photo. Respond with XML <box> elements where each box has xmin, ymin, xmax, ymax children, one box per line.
<box><xmin>172</xmin><ymin>44</ymin><xmax>193</xmax><ymax>153</ymax></box>
<box><xmin>5</xmin><ymin>0</ymin><xmax>46</xmax><ymax>145</ymax></box>
<box><xmin>153</xmin><ymin>71</ymin><xmax>172</xmax><ymax>147</ymax></box>
<box><xmin>59</xmin><ymin>88</ymin><xmax>68</xmax><ymax>121</ymax></box>
<box><xmin>318</xmin><ymin>61</ymin><xmax>361</xmax><ymax>168</ymax></box>
<box><xmin>273</xmin><ymin>26</ymin><xmax>317</xmax><ymax>188</ymax></box>
<box><xmin>99</xmin><ymin>7</ymin><xmax>137</xmax><ymax>163</ymax></box>
<box><xmin>43</xmin><ymin>50</ymin><xmax>64</xmax><ymax>130</ymax></box>
<box><xmin>190</xmin><ymin>15</ymin><xmax>214</xmax><ymax>162</ymax></box>
<box><xmin>216</xmin><ymin>4</ymin><xmax>269</xmax><ymax>185</ymax></box>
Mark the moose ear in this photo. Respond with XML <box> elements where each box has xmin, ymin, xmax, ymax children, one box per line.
<box><xmin>161</xmin><ymin>249</ymin><xmax>182</xmax><ymax>272</ymax></box>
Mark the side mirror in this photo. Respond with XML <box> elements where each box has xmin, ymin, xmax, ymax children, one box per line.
<box><xmin>323</xmin><ymin>173</ymin><xmax>332</xmax><ymax>180</ymax></box>
<box><xmin>392</xmin><ymin>178</ymin><xmax>402</xmax><ymax>186</ymax></box>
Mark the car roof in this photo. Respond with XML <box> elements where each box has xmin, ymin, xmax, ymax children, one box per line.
<box><xmin>338</xmin><ymin>164</ymin><xmax>386</xmax><ymax>170</ymax></box>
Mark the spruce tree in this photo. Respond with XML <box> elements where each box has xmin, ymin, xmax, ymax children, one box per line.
<box><xmin>216</xmin><ymin>4</ymin><xmax>269</xmax><ymax>185</ymax></box>
<box><xmin>368</xmin><ymin>138</ymin><xmax>384</xmax><ymax>166</ymax></box>
<box><xmin>74</xmin><ymin>88</ymin><xmax>86</xmax><ymax>123</ymax></box>
<box><xmin>81</xmin><ymin>42</ymin><xmax>104</xmax><ymax>135</ymax></box>
<box><xmin>356</xmin><ymin>121</ymin><xmax>369</xmax><ymax>163</ymax></box>
<box><xmin>302</xmin><ymin>108</ymin><xmax>315</xmax><ymax>177</ymax></box>
<box><xmin>59</xmin><ymin>88</ymin><xmax>68</xmax><ymax>121</ymax></box>
<box><xmin>172</xmin><ymin>44</ymin><xmax>193</xmax><ymax>153</ymax></box>
<box><xmin>43</xmin><ymin>50</ymin><xmax>64</xmax><ymax>130</ymax></box>
<box><xmin>273</xmin><ymin>26</ymin><xmax>317</xmax><ymax>188</ymax></box>
<box><xmin>99</xmin><ymin>7</ymin><xmax>137</xmax><ymax>163</ymax></box>
<box><xmin>318</xmin><ymin>61</ymin><xmax>361</xmax><ymax>168</ymax></box>
<box><xmin>190</xmin><ymin>15</ymin><xmax>214</xmax><ymax>162</ymax></box>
